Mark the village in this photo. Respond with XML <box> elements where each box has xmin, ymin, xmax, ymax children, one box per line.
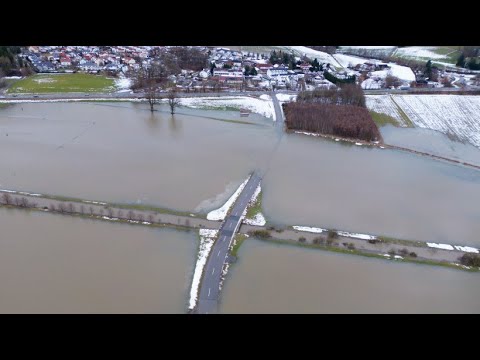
<box><xmin>16</xmin><ymin>46</ymin><xmax>480</xmax><ymax>94</ymax></box>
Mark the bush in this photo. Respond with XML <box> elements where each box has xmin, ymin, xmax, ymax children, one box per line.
<box><xmin>399</xmin><ymin>248</ymin><xmax>409</xmax><ymax>257</ymax></box>
<box><xmin>409</xmin><ymin>252</ymin><xmax>417</xmax><ymax>258</ymax></box>
<box><xmin>298</xmin><ymin>237</ymin><xmax>306</xmax><ymax>243</ymax></box>
<box><xmin>388</xmin><ymin>249</ymin><xmax>396</xmax><ymax>256</ymax></box>
<box><xmin>347</xmin><ymin>243</ymin><xmax>355</xmax><ymax>250</ymax></box>
<box><xmin>459</xmin><ymin>253</ymin><xmax>480</xmax><ymax>267</ymax></box>
<box><xmin>249</xmin><ymin>230</ymin><xmax>271</xmax><ymax>239</ymax></box>
<box><xmin>327</xmin><ymin>230</ymin><xmax>338</xmax><ymax>240</ymax></box>
<box><xmin>313</xmin><ymin>236</ymin><xmax>324</xmax><ymax>245</ymax></box>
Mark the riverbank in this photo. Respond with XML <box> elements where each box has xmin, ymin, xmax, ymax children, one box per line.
<box><xmin>2</xmin><ymin>188</ymin><xmax>477</xmax><ymax>273</ymax></box>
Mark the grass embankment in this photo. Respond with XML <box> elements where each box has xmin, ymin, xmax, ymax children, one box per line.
<box><xmin>7</xmin><ymin>74</ymin><xmax>115</xmax><ymax>93</ymax></box>
<box><xmin>252</xmin><ymin>234</ymin><xmax>478</xmax><ymax>273</ymax></box>
<box><xmin>245</xmin><ymin>191</ymin><xmax>262</xmax><ymax>220</ymax></box>
<box><xmin>389</xmin><ymin>96</ymin><xmax>414</xmax><ymax>127</ymax></box>
<box><xmin>370</xmin><ymin>111</ymin><xmax>401</xmax><ymax>127</ymax></box>
<box><xmin>231</xmin><ymin>234</ymin><xmax>248</xmax><ymax>257</ymax></box>
<box><xmin>25</xmin><ymin>192</ymin><xmax>199</xmax><ymax>218</ymax></box>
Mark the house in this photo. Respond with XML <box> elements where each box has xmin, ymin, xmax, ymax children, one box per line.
<box><xmin>60</xmin><ymin>56</ymin><xmax>71</xmax><ymax>66</ymax></box>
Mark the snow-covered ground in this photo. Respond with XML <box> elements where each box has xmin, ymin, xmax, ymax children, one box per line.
<box><xmin>427</xmin><ymin>242</ymin><xmax>454</xmax><ymax>250</ymax></box>
<box><xmin>293</xmin><ymin>226</ymin><xmax>326</xmax><ymax>233</ymax></box>
<box><xmin>179</xmin><ymin>96</ymin><xmax>276</xmax><ymax>120</ymax></box>
<box><xmin>454</xmin><ymin>246</ymin><xmax>479</xmax><ymax>254</ymax></box>
<box><xmin>361</xmin><ymin>78</ymin><xmax>382</xmax><ymax>90</ymax></box>
<box><xmin>243</xmin><ymin>213</ymin><xmax>266</xmax><ymax>226</ymax></box>
<box><xmin>275</xmin><ymin>93</ymin><xmax>297</xmax><ymax>102</ymax></box>
<box><xmin>392</xmin><ymin>95</ymin><xmax>480</xmax><ymax>148</ymax></box>
<box><xmin>242</xmin><ymin>184</ymin><xmax>266</xmax><ymax>226</ymax></box>
<box><xmin>365</xmin><ymin>95</ymin><xmax>408</xmax><ymax>126</ymax></box>
<box><xmin>393</xmin><ymin>46</ymin><xmax>448</xmax><ymax>60</ymax></box>
<box><xmin>188</xmin><ymin>229</ymin><xmax>218</xmax><ymax>310</ymax></box>
<box><xmin>333</xmin><ymin>53</ymin><xmax>369</xmax><ymax>68</ymax></box>
<box><xmin>114</xmin><ymin>77</ymin><xmax>132</xmax><ymax>91</ymax></box>
<box><xmin>206</xmin><ymin>176</ymin><xmax>251</xmax><ymax>221</ymax></box>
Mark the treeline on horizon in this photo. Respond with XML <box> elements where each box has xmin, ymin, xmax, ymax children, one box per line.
<box><xmin>284</xmin><ymin>85</ymin><xmax>381</xmax><ymax>142</ymax></box>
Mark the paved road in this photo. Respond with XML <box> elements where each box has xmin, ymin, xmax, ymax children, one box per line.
<box><xmin>196</xmin><ymin>172</ymin><xmax>262</xmax><ymax>314</ymax></box>
<box><xmin>270</xmin><ymin>91</ymin><xmax>284</xmax><ymax>128</ymax></box>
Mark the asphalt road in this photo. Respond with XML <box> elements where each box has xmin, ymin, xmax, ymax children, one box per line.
<box><xmin>196</xmin><ymin>173</ymin><xmax>262</xmax><ymax>314</ymax></box>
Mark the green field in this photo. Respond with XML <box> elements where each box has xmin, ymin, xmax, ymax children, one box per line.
<box><xmin>7</xmin><ymin>73</ymin><xmax>116</xmax><ymax>93</ymax></box>
<box><xmin>392</xmin><ymin>46</ymin><xmax>461</xmax><ymax>66</ymax></box>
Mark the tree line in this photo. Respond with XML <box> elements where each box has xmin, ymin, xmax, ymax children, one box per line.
<box><xmin>284</xmin><ymin>102</ymin><xmax>381</xmax><ymax>142</ymax></box>
<box><xmin>296</xmin><ymin>84</ymin><xmax>366</xmax><ymax>108</ymax></box>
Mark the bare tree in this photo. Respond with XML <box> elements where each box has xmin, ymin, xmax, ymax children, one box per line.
<box><xmin>89</xmin><ymin>206</ymin><xmax>94</xmax><ymax>216</ymax></box>
<box><xmin>137</xmin><ymin>213</ymin><xmax>144</xmax><ymax>222</ymax></box>
<box><xmin>107</xmin><ymin>208</ymin><xmax>114</xmax><ymax>218</ymax></box>
<box><xmin>117</xmin><ymin>210</ymin><xmax>124</xmax><ymax>219</ymax></box>
<box><xmin>14</xmin><ymin>197</ymin><xmax>22</xmax><ymax>206</ymax></box>
<box><xmin>145</xmin><ymin>81</ymin><xmax>160</xmax><ymax>112</ymax></box>
<box><xmin>127</xmin><ymin>210</ymin><xmax>135</xmax><ymax>220</ymax></box>
<box><xmin>148</xmin><ymin>214</ymin><xmax>154</xmax><ymax>223</ymax></box>
<box><xmin>1</xmin><ymin>193</ymin><xmax>12</xmax><ymax>205</ymax></box>
<box><xmin>49</xmin><ymin>204</ymin><xmax>56</xmax><ymax>212</ymax></box>
<box><xmin>20</xmin><ymin>197</ymin><xmax>29</xmax><ymax>208</ymax></box>
<box><xmin>68</xmin><ymin>203</ymin><xmax>75</xmax><ymax>213</ymax></box>
<box><xmin>98</xmin><ymin>209</ymin><xmax>104</xmax><ymax>216</ymax></box>
<box><xmin>80</xmin><ymin>205</ymin><xmax>85</xmax><ymax>214</ymax></box>
<box><xmin>58</xmin><ymin>203</ymin><xmax>67</xmax><ymax>213</ymax></box>
<box><xmin>185</xmin><ymin>219</ymin><xmax>190</xmax><ymax>227</ymax></box>
<box><xmin>167</xmin><ymin>89</ymin><xmax>180</xmax><ymax>115</ymax></box>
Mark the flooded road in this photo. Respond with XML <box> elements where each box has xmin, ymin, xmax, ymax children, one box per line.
<box><xmin>1</xmin><ymin>101</ymin><xmax>480</xmax><ymax>247</ymax></box>
<box><xmin>220</xmin><ymin>239</ymin><xmax>480</xmax><ymax>313</ymax></box>
<box><xmin>0</xmin><ymin>207</ymin><xmax>196</xmax><ymax>313</ymax></box>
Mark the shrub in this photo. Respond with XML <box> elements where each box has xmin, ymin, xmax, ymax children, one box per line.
<box><xmin>298</xmin><ymin>237</ymin><xmax>306</xmax><ymax>243</ymax></box>
<box><xmin>347</xmin><ymin>243</ymin><xmax>355</xmax><ymax>250</ymax></box>
<box><xmin>459</xmin><ymin>253</ymin><xmax>480</xmax><ymax>267</ymax></box>
<box><xmin>399</xmin><ymin>248</ymin><xmax>409</xmax><ymax>257</ymax></box>
<box><xmin>409</xmin><ymin>252</ymin><xmax>417</xmax><ymax>258</ymax></box>
<box><xmin>327</xmin><ymin>230</ymin><xmax>339</xmax><ymax>240</ymax></box>
<box><xmin>313</xmin><ymin>236</ymin><xmax>324</xmax><ymax>245</ymax></box>
<box><xmin>249</xmin><ymin>230</ymin><xmax>271</xmax><ymax>239</ymax></box>
<box><xmin>388</xmin><ymin>249</ymin><xmax>396</xmax><ymax>256</ymax></box>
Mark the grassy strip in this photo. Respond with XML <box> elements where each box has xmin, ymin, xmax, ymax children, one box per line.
<box><xmin>245</xmin><ymin>191</ymin><xmax>262</xmax><ymax>219</ymax></box>
<box><xmin>377</xmin><ymin>235</ymin><xmax>428</xmax><ymax>248</ymax></box>
<box><xmin>389</xmin><ymin>96</ymin><xmax>414</xmax><ymax>127</ymax></box>
<box><xmin>254</xmin><ymin>235</ymin><xmax>479</xmax><ymax>273</ymax></box>
<box><xmin>14</xmin><ymin>191</ymin><xmax>202</xmax><ymax>218</ymax></box>
<box><xmin>370</xmin><ymin>111</ymin><xmax>401</xmax><ymax>127</ymax></box>
<box><xmin>231</xmin><ymin>234</ymin><xmax>247</xmax><ymax>257</ymax></box>
<box><xmin>7</xmin><ymin>74</ymin><xmax>115</xmax><ymax>94</ymax></box>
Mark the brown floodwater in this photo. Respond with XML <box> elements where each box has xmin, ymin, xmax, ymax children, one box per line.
<box><xmin>0</xmin><ymin>207</ymin><xmax>196</xmax><ymax>313</ymax></box>
<box><xmin>1</xmin><ymin>101</ymin><xmax>480</xmax><ymax>247</ymax></box>
<box><xmin>219</xmin><ymin>239</ymin><xmax>480</xmax><ymax>313</ymax></box>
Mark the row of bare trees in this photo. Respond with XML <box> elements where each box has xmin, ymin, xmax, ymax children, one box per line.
<box><xmin>284</xmin><ymin>102</ymin><xmax>381</xmax><ymax>142</ymax></box>
<box><xmin>0</xmin><ymin>193</ymin><xmax>37</xmax><ymax>208</ymax></box>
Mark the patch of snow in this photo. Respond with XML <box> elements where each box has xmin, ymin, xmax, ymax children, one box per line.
<box><xmin>295</xmin><ymin>131</ymin><xmax>321</xmax><ymax>137</ymax></box>
<box><xmin>3</xmin><ymin>76</ymin><xmax>22</xmax><ymax>79</ymax></box>
<box><xmin>361</xmin><ymin>78</ymin><xmax>382</xmax><ymax>90</ymax></box>
<box><xmin>293</xmin><ymin>226</ymin><xmax>326</xmax><ymax>234</ymax></box>
<box><xmin>243</xmin><ymin>213</ymin><xmax>266</xmax><ymax>226</ymax></box>
<box><xmin>83</xmin><ymin>200</ymin><xmax>107</xmax><ymax>205</ymax></box>
<box><xmin>188</xmin><ymin>229</ymin><xmax>218</xmax><ymax>310</ymax></box>
<box><xmin>275</xmin><ymin>93</ymin><xmax>297</xmax><ymax>102</ymax></box>
<box><xmin>115</xmin><ymin>77</ymin><xmax>132</xmax><ymax>90</ymax></box>
<box><xmin>454</xmin><ymin>245</ymin><xmax>479</xmax><ymax>254</ymax></box>
<box><xmin>206</xmin><ymin>175</ymin><xmax>251</xmax><ymax>221</ymax></box>
<box><xmin>189</xmin><ymin>213</ymin><xmax>195</xmax><ymax>217</ymax></box>
<box><xmin>394</xmin><ymin>255</ymin><xmax>404</xmax><ymax>260</ymax></box>
<box><xmin>337</xmin><ymin>231</ymin><xmax>377</xmax><ymax>240</ymax></box>
<box><xmin>142</xmin><ymin>221</ymin><xmax>151</xmax><ymax>225</ymax></box>
<box><xmin>427</xmin><ymin>242</ymin><xmax>454</xmax><ymax>251</ymax></box>
<box><xmin>355</xmin><ymin>142</ymin><xmax>362</xmax><ymax>146</ymax></box>
<box><xmin>0</xmin><ymin>189</ymin><xmax>17</xmax><ymax>193</ymax></box>
<box><xmin>383</xmin><ymin>254</ymin><xmax>391</xmax><ymax>257</ymax></box>
<box><xmin>370</xmin><ymin>64</ymin><xmax>415</xmax><ymax>82</ymax></box>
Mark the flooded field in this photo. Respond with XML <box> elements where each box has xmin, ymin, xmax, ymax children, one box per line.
<box><xmin>220</xmin><ymin>239</ymin><xmax>480</xmax><ymax>313</ymax></box>
<box><xmin>1</xmin><ymin>101</ymin><xmax>480</xmax><ymax>247</ymax></box>
<box><xmin>0</xmin><ymin>207</ymin><xmax>196</xmax><ymax>313</ymax></box>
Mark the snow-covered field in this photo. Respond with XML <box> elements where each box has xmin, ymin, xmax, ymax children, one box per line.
<box><xmin>336</xmin><ymin>231</ymin><xmax>377</xmax><ymax>240</ymax></box>
<box><xmin>206</xmin><ymin>176</ymin><xmax>251</xmax><ymax>221</ymax></box>
<box><xmin>286</xmin><ymin>46</ymin><xmax>340</xmax><ymax>67</ymax></box>
<box><xmin>179</xmin><ymin>96</ymin><xmax>276</xmax><ymax>120</ymax></box>
<box><xmin>188</xmin><ymin>229</ymin><xmax>218</xmax><ymax>310</ymax></box>
<box><xmin>370</xmin><ymin>63</ymin><xmax>416</xmax><ymax>82</ymax></box>
<box><xmin>365</xmin><ymin>95</ymin><xmax>408</xmax><ymax>126</ymax></box>
<box><xmin>392</xmin><ymin>95</ymin><xmax>480</xmax><ymax>148</ymax></box>
<box><xmin>275</xmin><ymin>93</ymin><xmax>297</xmax><ymax>102</ymax></box>
<box><xmin>333</xmin><ymin>53</ymin><xmax>369</xmax><ymax>68</ymax></box>
<box><xmin>393</xmin><ymin>46</ymin><xmax>448</xmax><ymax>60</ymax></box>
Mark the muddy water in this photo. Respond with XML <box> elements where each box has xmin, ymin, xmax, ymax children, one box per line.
<box><xmin>0</xmin><ymin>102</ymin><xmax>276</xmax><ymax>212</ymax></box>
<box><xmin>0</xmin><ymin>207</ymin><xmax>196</xmax><ymax>313</ymax></box>
<box><xmin>1</xmin><ymin>102</ymin><xmax>480</xmax><ymax>246</ymax></box>
<box><xmin>220</xmin><ymin>239</ymin><xmax>480</xmax><ymax>313</ymax></box>
<box><xmin>262</xmin><ymin>132</ymin><xmax>480</xmax><ymax>246</ymax></box>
